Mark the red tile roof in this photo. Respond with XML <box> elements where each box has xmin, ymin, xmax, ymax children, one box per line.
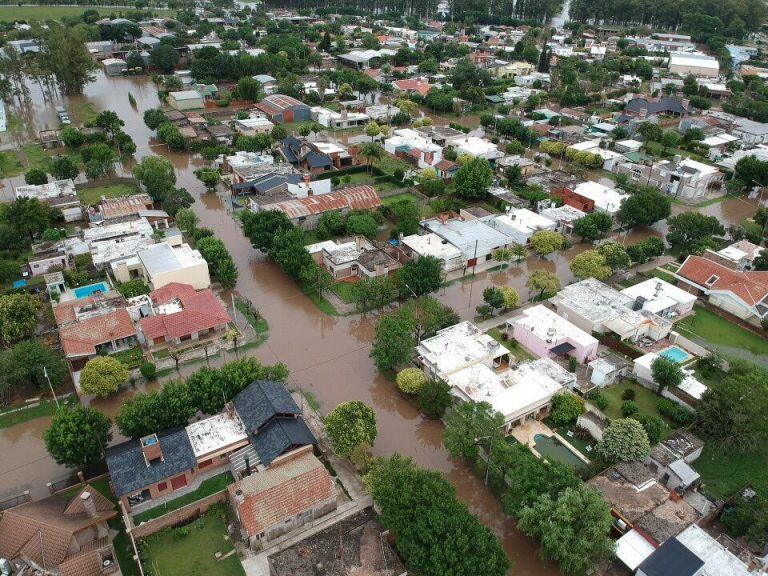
<box><xmin>434</xmin><ymin>159</ymin><xmax>457</xmax><ymax>171</ymax></box>
<box><xmin>139</xmin><ymin>282</ymin><xmax>231</xmax><ymax>341</ymax></box>
<box><xmin>53</xmin><ymin>292</ymin><xmax>123</xmax><ymax>326</ymax></box>
<box><xmin>267</xmin><ymin>186</ymin><xmax>381</xmax><ymax>220</ymax></box>
<box><xmin>59</xmin><ymin>309</ymin><xmax>137</xmax><ymax>358</ymax></box>
<box><xmin>392</xmin><ymin>79</ymin><xmax>432</xmax><ymax>97</ymax></box>
<box><xmin>677</xmin><ymin>255</ymin><xmax>768</xmax><ymax>307</ymax></box>
<box><xmin>229</xmin><ymin>448</ymin><xmax>335</xmax><ymax>537</ymax></box>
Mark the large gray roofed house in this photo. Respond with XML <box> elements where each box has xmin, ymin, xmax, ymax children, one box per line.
<box><xmin>105</xmin><ymin>428</ymin><xmax>197</xmax><ymax>497</ymax></box>
<box><xmin>637</xmin><ymin>537</ymin><xmax>704</xmax><ymax>576</ymax></box>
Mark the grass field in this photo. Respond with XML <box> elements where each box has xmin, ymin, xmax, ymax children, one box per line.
<box><xmin>695</xmin><ymin>443</ymin><xmax>768</xmax><ymax>500</ymax></box>
<box><xmin>0</xmin><ymin>150</ymin><xmax>23</xmax><ymax>178</ymax></box>
<box><xmin>381</xmin><ymin>192</ymin><xmax>420</xmax><ymax>206</ymax></box>
<box><xmin>330</xmin><ymin>281</ymin><xmax>357</xmax><ymax>303</ymax></box>
<box><xmin>600</xmin><ymin>381</ymin><xmax>671</xmax><ymax>428</ymax></box>
<box><xmin>22</xmin><ymin>144</ymin><xmax>52</xmax><ymax>172</ymax></box>
<box><xmin>140</xmin><ymin>510</ymin><xmax>244</xmax><ymax>576</ymax></box>
<box><xmin>675</xmin><ymin>306</ymin><xmax>768</xmax><ymax>357</ymax></box>
<box><xmin>487</xmin><ymin>328</ymin><xmax>536</xmax><ymax>362</ymax></box>
<box><xmin>0</xmin><ymin>397</ymin><xmax>76</xmax><ymax>429</ymax></box>
<box><xmin>0</xmin><ymin>6</ymin><xmax>173</xmax><ymax>21</ymax></box>
<box><xmin>77</xmin><ymin>183</ymin><xmax>138</xmax><ymax>206</ymax></box>
<box><xmin>132</xmin><ymin>472</ymin><xmax>233</xmax><ymax>524</ymax></box>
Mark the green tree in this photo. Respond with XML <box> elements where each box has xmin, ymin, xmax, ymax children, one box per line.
<box><xmin>395</xmin><ymin>256</ymin><xmax>443</xmax><ymax>296</ymax></box>
<box><xmin>352</xmin><ymin>276</ymin><xmax>398</xmax><ymax>312</ymax></box>
<box><xmin>269</xmin><ymin>227</ymin><xmax>313</xmax><ymax>279</ymax></box>
<box><xmin>597</xmin><ymin>242</ymin><xmax>631</xmax><ymax>271</ymax></box>
<box><xmin>149</xmin><ymin>42</ymin><xmax>180</xmax><ymax>73</ymax></box>
<box><xmin>517</xmin><ymin>485</ymin><xmax>614</xmax><ymax>576</ymax></box>
<box><xmin>443</xmin><ymin>401</ymin><xmax>504</xmax><ymax>461</ymax></box>
<box><xmin>419</xmin><ymin>378</ymin><xmax>451</xmax><ymax>418</ymax></box>
<box><xmin>271</xmin><ymin>124</ymin><xmax>288</xmax><ymax>141</ymax></box>
<box><xmin>482</xmin><ymin>286</ymin><xmax>505</xmax><ymax>313</ymax></box>
<box><xmin>526</xmin><ymin>269</ymin><xmax>561</xmax><ymax>299</ymax></box>
<box><xmin>364</xmin><ymin>121</ymin><xmax>381</xmax><ymax>142</ymax></box>
<box><xmin>315</xmin><ymin>211</ymin><xmax>346</xmax><ymax>240</ymax></box>
<box><xmin>0</xmin><ymin>340</ymin><xmax>67</xmax><ymax>392</ymax></box>
<box><xmin>43</xmin><ymin>24</ymin><xmax>97</xmax><ymax>95</ymax></box>
<box><xmin>143</xmin><ymin>109</ymin><xmax>167</xmax><ymax>130</ymax></box>
<box><xmin>195</xmin><ymin>167</ymin><xmax>220</xmax><ymax>191</ymax></box>
<box><xmin>454</xmin><ymin>157</ymin><xmax>493</xmax><ymax>200</ymax></box>
<box><xmin>325</xmin><ymin>400</ymin><xmax>377</xmax><ymax>457</ymax></box>
<box><xmin>573</xmin><ymin>212</ymin><xmax>613</xmax><ymax>241</ymax></box>
<box><xmin>569</xmin><ymin>250</ymin><xmax>612</xmax><ymax>280</ymax></box>
<box><xmin>157</xmin><ymin>122</ymin><xmax>185</xmax><ymax>152</ymax></box>
<box><xmin>240</xmin><ymin>210</ymin><xmax>294</xmax><ymax>252</ymax></box>
<box><xmin>634</xmin><ymin>414</ymin><xmax>665</xmax><ymax>445</ymax></box>
<box><xmin>396</xmin><ymin>367</ymin><xmax>428</xmax><ymax>394</ymax></box>
<box><xmin>235</xmin><ymin>76</ymin><xmax>262</xmax><ymax>101</ymax></box>
<box><xmin>197</xmin><ymin>236</ymin><xmax>238</xmax><ymax>287</ymax></box>
<box><xmin>5</xmin><ymin>197</ymin><xmax>52</xmax><ymax>241</ymax></box>
<box><xmin>83</xmin><ymin>143</ymin><xmax>117</xmax><ymax>179</ymax></box>
<box><xmin>133</xmin><ymin>155</ymin><xmax>177</xmax><ymax>201</ymax></box>
<box><xmin>530</xmin><ymin>230</ymin><xmax>566</xmax><ymax>255</ymax></box>
<box><xmin>370</xmin><ymin>312</ymin><xmax>416</xmax><ymax>371</ymax></box>
<box><xmin>550</xmin><ymin>393</ymin><xmax>585</xmax><ymax>426</ymax></box>
<box><xmin>80</xmin><ymin>356</ymin><xmax>130</xmax><ymax>398</ymax></box>
<box><xmin>346</xmin><ymin>213</ymin><xmax>378</xmax><ymax>237</ymax></box>
<box><xmin>25</xmin><ymin>169</ymin><xmax>48</xmax><ymax>185</ymax></box>
<box><xmin>365</xmin><ymin>455</ymin><xmax>509</xmax><ymax>576</ymax></box>
<box><xmin>651</xmin><ymin>356</ymin><xmax>684</xmax><ymax>394</ymax></box>
<box><xmin>0</xmin><ymin>293</ymin><xmax>39</xmax><ymax>348</ymax></box>
<box><xmin>359</xmin><ymin>142</ymin><xmax>382</xmax><ymax>173</ymax></box>
<box><xmin>50</xmin><ymin>156</ymin><xmax>79</xmax><ymax>180</ymax></box>
<box><xmin>597</xmin><ymin>418</ymin><xmax>651</xmax><ymax>463</ymax></box>
<box><xmin>666</xmin><ymin>212</ymin><xmax>725</xmax><ymax>254</ymax></box>
<box><xmin>175</xmin><ymin>207</ymin><xmax>199</xmax><ymax>232</ymax></box>
<box><xmin>116</xmin><ymin>279</ymin><xmax>150</xmax><ymax>298</ymax></box>
<box><xmin>616</xmin><ymin>188</ymin><xmax>672</xmax><ymax>228</ymax></box>
<box><xmin>390</xmin><ymin>199</ymin><xmax>420</xmax><ymax>236</ymax></box>
<box><xmin>61</xmin><ymin>126</ymin><xmax>85</xmax><ymax>148</ymax></box>
<box><xmin>44</xmin><ymin>405</ymin><xmax>112</xmax><ymax>469</ymax></box>
<box><xmin>499</xmin><ymin>286</ymin><xmax>519</xmax><ymax>309</ymax></box>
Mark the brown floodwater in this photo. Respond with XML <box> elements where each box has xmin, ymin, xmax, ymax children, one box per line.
<box><xmin>1</xmin><ymin>71</ymin><xmax>760</xmax><ymax>573</ymax></box>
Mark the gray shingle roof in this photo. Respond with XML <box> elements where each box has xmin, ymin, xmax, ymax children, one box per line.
<box><xmin>105</xmin><ymin>428</ymin><xmax>197</xmax><ymax>497</ymax></box>
<box><xmin>234</xmin><ymin>380</ymin><xmax>302</xmax><ymax>432</ymax></box>
<box><xmin>249</xmin><ymin>418</ymin><xmax>316</xmax><ymax>466</ymax></box>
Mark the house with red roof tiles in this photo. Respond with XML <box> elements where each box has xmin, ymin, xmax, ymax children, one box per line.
<box><xmin>228</xmin><ymin>445</ymin><xmax>336</xmax><ymax>550</ymax></box>
<box><xmin>58</xmin><ymin>306</ymin><xmax>138</xmax><ymax>372</ymax></box>
<box><xmin>391</xmin><ymin>78</ymin><xmax>433</xmax><ymax>97</ymax></box>
<box><xmin>674</xmin><ymin>254</ymin><xmax>768</xmax><ymax>324</ymax></box>
<box><xmin>139</xmin><ymin>282</ymin><xmax>231</xmax><ymax>347</ymax></box>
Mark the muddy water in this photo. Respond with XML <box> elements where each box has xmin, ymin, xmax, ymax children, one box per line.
<box><xmin>1</xmin><ymin>71</ymin><xmax>760</xmax><ymax>573</ymax></box>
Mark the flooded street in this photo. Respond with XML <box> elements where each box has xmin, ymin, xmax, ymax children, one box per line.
<box><xmin>0</xmin><ymin>71</ymin><xmax>760</xmax><ymax>574</ymax></box>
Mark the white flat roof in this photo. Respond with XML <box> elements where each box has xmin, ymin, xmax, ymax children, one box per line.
<box><xmin>679</xmin><ymin>373</ymin><xmax>707</xmax><ymax>400</ymax></box>
<box><xmin>495</xmin><ymin>209</ymin><xmax>555</xmax><ymax>235</ymax></box>
<box><xmin>540</xmin><ymin>204</ymin><xmax>586</xmax><ymax>224</ymax></box>
<box><xmin>676</xmin><ymin>525</ymin><xmax>753</xmax><ymax>576</ymax></box>
<box><xmin>185</xmin><ymin>412</ymin><xmax>248</xmax><ymax>458</ymax></box>
<box><xmin>616</xmin><ymin>529</ymin><xmax>656</xmax><ymax>570</ymax></box>
<box><xmin>513</xmin><ymin>304</ymin><xmax>598</xmax><ymax>348</ymax></box>
<box><xmin>621</xmin><ymin>278</ymin><xmax>697</xmax><ymax>308</ymax></box>
<box><xmin>402</xmin><ymin>232</ymin><xmax>463</xmax><ymax>260</ymax></box>
<box><xmin>169</xmin><ymin>90</ymin><xmax>203</xmax><ymax>100</ymax></box>
<box><xmin>573</xmin><ymin>181</ymin><xmax>628</xmax><ymax>212</ymax></box>
<box><xmin>138</xmin><ymin>242</ymin><xmax>204</xmax><ymax>276</ymax></box>
<box><xmin>418</xmin><ymin>321</ymin><xmax>504</xmax><ymax>376</ymax></box>
<box><xmin>670</xmin><ymin>53</ymin><xmax>719</xmax><ymax>69</ymax></box>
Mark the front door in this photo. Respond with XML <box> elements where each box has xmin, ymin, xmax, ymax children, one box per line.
<box><xmin>170</xmin><ymin>474</ymin><xmax>188</xmax><ymax>490</ymax></box>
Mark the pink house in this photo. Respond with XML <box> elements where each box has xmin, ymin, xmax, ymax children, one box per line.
<box><xmin>509</xmin><ymin>305</ymin><xmax>599</xmax><ymax>364</ymax></box>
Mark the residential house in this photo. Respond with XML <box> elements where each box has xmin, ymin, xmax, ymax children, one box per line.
<box><xmin>233</xmin><ymin>116</ymin><xmax>275</xmax><ymax>135</ymax></box>
<box><xmin>552</xmin><ymin>278</ymin><xmax>673</xmax><ymax>341</ymax></box>
<box><xmin>26</xmin><ymin>242</ymin><xmax>70</xmax><ymax>277</ymax></box>
<box><xmin>674</xmin><ymin>254</ymin><xmax>768</xmax><ymax>324</ymax></box>
<box><xmin>624</xmin><ymin>97</ymin><xmax>688</xmax><ymax>118</ymax></box>
<box><xmin>139</xmin><ymin>282</ymin><xmax>231</xmax><ymax>347</ymax></box>
<box><xmin>364</xmin><ymin>104</ymin><xmax>400</xmax><ymax>122</ymax></box>
<box><xmin>338</xmin><ymin>49</ymin><xmax>395</xmax><ymax>69</ymax></box>
<box><xmin>106</xmin><ymin>380</ymin><xmax>316</xmax><ymax>513</ymax></box>
<box><xmin>433</xmin><ymin>158</ymin><xmax>459</xmax><ymax>179</ymax></box>
<box><xmin>112</xmin><ymin>242</ymin><xmax>210</xmax><ymax>290</ymax></box>
<box><xmin>252</xmin><ymin>74</ymin><xmax>277</xmax><ymax>95</ymax></box>
<box><xmin>229</xmin><ymin>445</ymin><xmax>337</xmax><ymax>550</ymax></box>
<box><xmin>306</xmin><ymin>237</ymin><xmax>400</xmax><ymax>279</ymax></box>
<box><xmin>0</xmin><ymin>486</ymin><xmax>121</xmax><ymax>576</ymax></box>
<box><xmin>510</xmin><ymin>304</ymin><xmax>599</xmax><ymax>363</ymax></box>
<box><xmin>234</xmin><ymin>171</ymin><xmax>330</xmax><ymax>199</ymax></box>
<box><xmin>219</xmin><ymin>151</ymin><xmax>276</xmax><ymax>175</ymax></box>
<box><xmin>415</xmin><ymin>125</ymin><xmax>465</xmax><ymax>146</ymax></box>
<box><xmin>551</xmin><ymin>186</ymin><xmax>596</xmax><ymax>212</ymax></box>
<box><xmin>484</xmin><ymin>208</ymin><xmax>556</xmax><ymax>245</ymax></box>
<box><xmin>401</xmin><ymin>232</ymin><xmax>465</xmax><ymax>272</ymax></box>
<box><xmin>168</xmin><ymin>90</ymin><xmax>205</xmax><ymax>111</ymax></box>
<box><xmin>568</xmin><ymin>140</ymin><xmax>623</xmax><ymax>171</ymax></box>
<box><xmin>571</xmin><ymin>181</ymin><xmax>628</xmax><ymax>214</ymax></box>
<box><xmin>614</xmin><ymin>157</ymin><xmax>722</xmax><ymax>201</ymax></box>
<box><xmin>731</xmin><ymin>117</ymin><xmax>768</xmax><ymax>145</ymax></box>
<box><xmin>391</xmin><ymin>78</ymin><xmax>433</xmax><ymax>97</ymax></box>
<box><xmin>669</xmin><ymin>53</ymin><xmax>720</xmax><ymax>78</ymax></box>
<box><xmin>254</xmin><ymin>94</ymin><xmax>311</xmax><ymax>124</ymax></box>
<box><xmin>15</xmin><ymin>179</ymin><xmax>82</xmax><ymax>222</ymax></box>
<box><xmin>310</xmin><ymin>107</ymin><xmax>370</xmax><ymax>129</ymax></box>
<box><xmin>250</xmin><ymin>186</ymin><xmax>381</xmax><ymax>230</ymax></box>
<box><xmin>490</xmin><ymin>60</ymin><xmax>534</xmax><ymax>78</ymax></box>
<box><xmin>205</xmin><ymin>124</ymin><xmax>235</xmax><ymax>145</ymax></box>
<box><xmin>384</xmin><ymin>128</ymin><xmax>443</xmax><ymax>169</ymax></box>
<box><xmin>451</xmin><ymin>136</ymin><xmax>503</xmax><ymax>161</ymax></box>
<box><xmin>707</xmin><ymin>240</ymin><xmax>765</xmax><ymax>271</ymax></box>
<box><xmin>699</xmin><ymin>133</ymin><xmax>739</xmax><ymax>159</ymax></box>
<box><xmin>539</xmin><ymin>204</ymin><xmax>586</xmax><ymax>235</ymax></box>
<box><xmin>102</xmin><ymin>57</ymin><xmax>127</xmax><ymax>76</ymax></box>
<box><xmin>620</xmin><ymin>278</ymin><xmax>697</xmax><ymax>318</ymax></box>
<box><xmin>422</xmin><ymin>214</ymin><xmax>512</xmax><ymax>265</ymax></box>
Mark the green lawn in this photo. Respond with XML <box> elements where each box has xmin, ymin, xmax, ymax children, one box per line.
<box><xmin>0</xmin><ymin>150</ymin><xmax>23</xmax><ymax>178</ymax></box>
<box><xmin>694</xmin><ymin>443</ymin><xmax>768</xmax><ymax>500</ymax></box>
<box><xmin>675</xmin><ymin>306</ymin><xmax>768</xmax><ymax>357</ymax></box>
<box><xmin>77</xmin><ymin>183</ymin><xmax>138</xmax><ymax>207</ymax></box>
<box><xmin>600</xmin><ymin>380</ymin><xmax>670</xmax><ymax>425</ymax></box>
<box><xmin>375</xmin><ymin>153</ymin><xmax>411</xmax><ymax>176</ymax></box>
<box><xmin>132</xmin><ymin>472</ymin><xmax>233</xmax><ymax>524</ymax></box>
<box><xmin>112</xmin><ymin>346</ymin><xmax>145</xmax><ymax>369</ymax></box>
<box><xmin>140</xmin><ymin>509</ymin><xmax>244</xmax><ymax>576</ymax></box>
<box><xmin>487</xmin><ymin>328</ymin><xmax>536</xmax><ymax>362</ymax></box>
<box><xmin>330</xmin><ymin>281</ymin><xmax>358</xmax><ymax>303</ymax></box>
<box><xmin>0</xmin><ymin>397</ymin><xmax>76</xmax><ymax>429</ymax></box>
<box><xmin>22</xmin><ymin>144</ymin><xmax>52</xmax><ymax>172</ymax></box>
<box><xmin>381</xmin><ymin>192</ymin><xmax>420</xmax><ymax>207</ymax></box>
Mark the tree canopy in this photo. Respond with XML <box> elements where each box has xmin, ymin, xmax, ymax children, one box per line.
<box><xmin>44</xmin><ymin>405</ymin><xmax>112</xmax><ymax>470</ymax></box>
<box><xmin>324</xmin><ymin>401</ymin><xmax>378</xmax><ymax>458</ymax></box>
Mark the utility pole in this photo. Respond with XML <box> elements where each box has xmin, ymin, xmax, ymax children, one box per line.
<box><xmin>44</xmin><ymin>367</ymin><xmax>60</xmax><ymax>410</ymax></box>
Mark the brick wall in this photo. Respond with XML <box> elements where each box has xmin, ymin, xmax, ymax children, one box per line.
<box><xmin>130</xmin><ymin>490</ymin><xmax>228</xmax><ymax>539</ymax></box>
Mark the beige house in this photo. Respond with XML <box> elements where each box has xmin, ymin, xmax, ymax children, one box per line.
<box><xmin>112</xmin><ymin>242</ymin><xmax>210</xmax><ymax>290</ymax></box>
<box><xmin>490</xmin><ymin>60</ymin><xmax>534</xmax><ymax>79</ymax></box>
<box><xmin>168</xmin><ymin>90</ymin><xmax>205</xmax><ymax>111</ymax></box>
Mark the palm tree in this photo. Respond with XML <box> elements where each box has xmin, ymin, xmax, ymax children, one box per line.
<box><xmin>359</xmin><ymin>142</ymin><xmax>382</xmax><ymax>174</ymax></box>
<box><xmin>226</xmin><ymin>329</ymin><xmax>240</xmax><ymax>359</ymax></box>
<box><xmin>512</xmin><ymin>243</ymin><xmax>527</xmax><ymax>264</ymax></box>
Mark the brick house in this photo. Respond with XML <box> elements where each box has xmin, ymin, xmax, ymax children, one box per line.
<box><xmin>551</xmin><ymin>187</ymin><xmax>596</xmax><ymax>212</ymax></box>
<box><xmin>139</xmin><ymin>282</ymin><xmax>231</xmax><ymax>347</ymax></box>
<box><xmin>229</xmin><ymin>445</ymin><xmax>337</xmax><ymax>550</ymax></box>
<box><xmin>0</xmin><ymin>486</ymin><xmax>121</xmax><ymax>576</ymax></box>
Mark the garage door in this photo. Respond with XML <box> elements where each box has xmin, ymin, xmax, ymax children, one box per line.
<box><xmin>170</xmin><ymin>474</ymin><xmax>188</xmax><ymax>490</ymax></box>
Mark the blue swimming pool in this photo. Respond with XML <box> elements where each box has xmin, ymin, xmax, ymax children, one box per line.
<box><xmin>73</xmin><ymin>282</ymin><xmax>109</xmax><ymax>299</ymax></box>
<box><xmin>659</xmin><ymin>346</ymin><xmax>690</xmax><ymax>364</ymax></box>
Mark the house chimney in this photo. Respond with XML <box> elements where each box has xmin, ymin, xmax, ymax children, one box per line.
<box><xmin>140</xmin><ymin>433</ymin><xmax>163</xmax><ymax>466</ymax></box>
<box><xmin>80</xmin><ymin>491</ymin><xmax>99</xmax><ymax>518</ymax></box>
<box><xmin>355</xmin><ymin>236</ymin><xmax>363</xmax><ymax>252</ymax></box>
<box><xmin>244</xmin><ymin>456</ymin><xmax>252</xmax><ymax>477</ymax></box>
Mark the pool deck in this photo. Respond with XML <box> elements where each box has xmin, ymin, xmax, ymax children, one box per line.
<box><xmin>510</xmin><ymin>420</ymin><xmax>590</xmax><ymax>465</ymax></box>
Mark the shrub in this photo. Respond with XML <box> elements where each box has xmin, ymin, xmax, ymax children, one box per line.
<box><xmin>568</xmin><ymin>356</ymin><xmax>578</xmax><ymax>372</ymax></box>
<box><xmin>621</xmin><ymin>388</ymin><xmax>636</xmax><ymax>401</ymax></box>
<box><xmin>657</xmin><ymin>397</ymin><xmax>695</xmax><ymax>425</ymax></box>
<box><xmin>621</xmin><ymin>400</ymin><xmax>639</xmax><ymax>417</ymax></box>
<box><xmin>140</xmin><ymin>362</ymin><xmax>157</xmax><ymax>381</ymax></box>
<box><xmin>591</xmin><ymin>392</ymin><xmax>609</xmax><ymax>410</ymax></box>
<box><xmin>550</xmin><ymin>392</ymin><xmax>585</xmax><ymax>426</ymax></box>
<box><xmin>396</xmin><ymin>368</ymin><xmax>428</xmax><ymax>395</ymax></box>
<box><xmin>419</xmin><ymin>378</ymin><xmax>451</xmax><ymax>419</ymax></box>
<box><xmin>635</xmin><ymin>414</ymin><xmax>665</xmax><ymax>445</ymax></box>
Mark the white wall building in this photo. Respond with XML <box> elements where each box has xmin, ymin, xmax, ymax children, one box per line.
<box><xmin>401</xmin><ymin>232</ymin><xmax>465</xmax><ymax>272</ymax></box>
<box><xmin>451</xmin><ymin>136</ymin><xmax>503</xmax><ymax>161</ymax></box>
<box><xmin>484</xmin><ymin>209</ymin><xmax>556</xmax><ymax>245</ymax></box>
<box><xmin>573</xmin><ymin>181</ymin><xmax>628</xmax><ymax>214</ymax></box>
<box><xmin>620</xmin><ymin>278</ymin><xmax>697</xmax><ymax>318</ymax></box>
<box><xmin>669</xmin><ymin>53</ymin><xmax>720</xmax><ymax>78</ymax></box>
<box><xmin>422</xmin><ymin>217</ymin><xmax>512</xmax><ymax>264</ymax></box>
<box><xmin>384</xmin><ymin>128</ymin><xmax>443</xmax><ymax>169</ymax></box>
<box><xmin>112</xmin><ymin>242</ymin><xmax>210</xmax><ymax>290</ymax></box>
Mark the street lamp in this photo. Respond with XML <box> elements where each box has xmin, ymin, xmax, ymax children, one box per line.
<box><xmin>475</xmin><ymin>435</ymin><xmax>496</xmax><ymax>486</ymax></box>
<box><xmin>404</xmin><ymin>283</ymin><xmax>422</xmax><ymax>344</ymax></box>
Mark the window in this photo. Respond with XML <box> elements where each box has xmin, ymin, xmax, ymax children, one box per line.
<box><xmin>704</xmin><ymin>274</ymin><xmax>719</xmax><ymax>286</ymax></box>
<box><xmin>198</xmin><ymin>459</ymin><xmax>213</xmax><ymax>469</ymax></box>
<box><xmin>157</xmin><ymin>482</ymin><xmax>167</xmax><ymax>491</ymax></box>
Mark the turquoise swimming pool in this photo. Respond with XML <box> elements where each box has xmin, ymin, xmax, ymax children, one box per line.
<box><xmin>73</xmin><ymin>282</ymin><xmax>109</xmax><ymax>299</ymax></box>
<box><xmin>659</xmin><ymin>346</ymin><xmax>690</xmax><ymax>364</ymax></box>
<box><xmin>533</xmin><ymin>434</ymin><xmax>587</xmax><ymax>469</ymax></box>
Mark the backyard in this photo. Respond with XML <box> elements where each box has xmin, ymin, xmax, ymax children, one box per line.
<box><xmin>139</xmin><ymin>508</ymin><xmax>244</xmax><ymax>576</ymax></box>
<box><xmin>77</xmin><ymin>183</ymin><xmax>139</xmax><ymax>207</ymax></box>
<box><xmin>487</xmin><ymin>328</ymin><xmax>536</xmax><ymax>362</ymax></box>
<box><xmin>330</xmin><ymin>281</ymin><xmax>358</xmax><ymax>303</ymax></box>
<box><xmin>694</xmin><ymin>443</ymin><xmax>768</xmax><ymax>500</ymax></box>
<box><xmin>599</xmin><ymin>380</ymin><xmax>672</xmax><ymax>430</ymax></box>
<box><xmin>131</xmin><ymin>472</ymin><xmax>234</xmax><ymax>524</ymax></box>
<box><xmin>675</xmin><ymin>306</ymin><xmax>768</xmax><ymax>357</ymax></box>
